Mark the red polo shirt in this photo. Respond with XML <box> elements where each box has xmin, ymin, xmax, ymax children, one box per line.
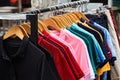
<box><xmin>42</xmin><ymin>31</ymin><xmax>85</xmax><ymax>79</ymax></box>
<box><xmin>38</xmin><ymin>36</ymin><xmax>76</xmax><ymax>80</ymax></box>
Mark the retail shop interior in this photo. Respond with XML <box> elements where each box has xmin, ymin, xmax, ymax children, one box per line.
<box><xmin>0</xmin><ymin>0</ymin><xmax>120</xmax><ymax>80</ymax></box>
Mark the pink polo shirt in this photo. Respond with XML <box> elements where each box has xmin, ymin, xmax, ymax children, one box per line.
<box><xmin>50</xmin><ymin>29</ymin><xmax>91</xmax><ymax>80</ymax></box>
<box><xmin>42</xmin><ymin>30</ymin><xmax>85</xmax><ymax>79</ymax></box>
<box><xmin>65</xmin><ymin>29</ymin><xmax>95</xmax><ymax>80</ymax></box>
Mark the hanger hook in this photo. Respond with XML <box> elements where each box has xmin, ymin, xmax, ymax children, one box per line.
<box><xmin>48</xmin><ymin>7</ymin><xmax>52</xmax><ymax>17</ymax></box>
<box><xmin>84</xmin><ymin>0</ymin><xmax>88</xmax><ymax>12</ymax></box>
<box><xmin>36</xmin><ymin>9</ymin><xmax>41</xmax><ymax>14</ymax></box>
<box><xmin>81</xmin><ymin>0</ymin><xmax>84</xmax><ymax>12</ymax></box>
<box><xmin>63</xmin><ymin>3</ymin><xmax>67</xmax><ymax>13</ymax></box>
<box><xmin>34</xmin><ymin>10</ymin><xmax>38</xmax><ymax>15</ymax></box>
<box><xmin>62</xmin><ymin>4</ymin><xmax>65</xmax><ymax>14</ymax></box>
<box><xmin>70</xmin><ymin>2</ymin><xmax>73</xmax><ymax>12</ymax></box>
<box><xmin>78</xmin><ymin>1</ymin><xmax>82</xmax><ymax>12</ymax></box>
<box><xmin>48</xmin><ymin>6</ymin><xmax>56</xmax><ymax>17</ymax></box>
<box><xmin>75</xmin><ymin>2</ymin><xmax>79</xmax><ymax>12</ymax></box>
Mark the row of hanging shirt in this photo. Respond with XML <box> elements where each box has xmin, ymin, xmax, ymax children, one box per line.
<box><xmin>40</xmin><ymin>8</ymin><xmax>119</xmax><ymax>80</ymax></box>
<box><xmin>0</xmin><ymin>1</ymin><xmax>120</xmax><ymax>80</ymax></box>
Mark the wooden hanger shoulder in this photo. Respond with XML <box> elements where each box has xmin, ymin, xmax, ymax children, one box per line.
<box><xmin>38</xmin><ymin>20</ymin><xmax>50</xmax><ymax>34</ymax></box>
<box><xmin>42</xmin><ymin>18</ymin><xmax>61</xmax><ymax>31</ymax></box>
<box><xmin>3</xmin><ymin>25</ymin><xmax>25</xmax><ymax>40</ymax></box>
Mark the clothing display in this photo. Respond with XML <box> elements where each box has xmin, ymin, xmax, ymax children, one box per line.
<box><xmin>0</xmin><ymin>1</ymin><xmax>120</xmax><ymax>80</ymax></box>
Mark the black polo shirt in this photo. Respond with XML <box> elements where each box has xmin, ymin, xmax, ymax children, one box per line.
<box><xmin>0</xmin><ymin>37</ymin><xmax>58</xmax><ymax>80</ymax></box>
<box><xmin>36</xmin><ymin>44</ymin><xmax>61</xmax><ymax>80</ymax></box>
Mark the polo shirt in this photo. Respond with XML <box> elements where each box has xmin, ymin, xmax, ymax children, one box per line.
<box><xmin>86</xmin><ymin>21</ymin><xmax>110</xmax><ymax>58</ymax></box>
<box><xmin>66</xmin><ymin>27</ymin><xmax>98</xmax><ymax>75</ymax></box>
<box><xmin>78</xmin><ymin>22</ymin><xmax>103</xmax><ymax>44</ymax></box>
<box><xmin>36</xmin><ymin>44</ymin><xmax>61</xmax><ymax>80</ymax></box>
<box><xmin>86</xmin><ymin>22</ymin><xmax>105</xmax><ymax>40</ymax></box>
<box><xmin>78</xmin><ymin>23</ymin><xmax>106</xmax><ymax>63</ymax></box>
<box><xmin>64</xmin><ymin>29</ymin><xmax>95</xmax><ymax>80</ymax></box>
<box><xmin>66</xmin><ymin>27</ymin><xmax>111</xmax><ymax>80</ymax></box>
<box><xmin>71</xmin><ymin>23</ymin><xmax>105</xmax><ymax>63</ymax></box>
<box><xmin>82</xmin><ymin>22</ymin><xmax>104</xmax><ymax>43</ymax></box>
<box><xmin>50</xmin><ymin>29</ymin><xmax>92</xmax><ymax>80</ymax></box>
<box><xmin>100</xmin><ymin>72</ymin><xmax>108</xmax><ymax>80</ymax></box>
<box><xmin>92</xmin><ymin>21</ymin><xmax>116</xmax><ymax>60</ymax></box>
<box><xmin>85</xmin><ymin>22</ymin><xmax>110</xmax><ymax>59</ymax></box>
<box><xmin>77</xmin><ymin>22</ymin><xmax>109</xmax><ymax>62</ymax></box>
<box><xmin>80</xmin><ymin>17</ymin><xmax>104</xmax><ymax>38</ymax></box>
<box><xmin>0</xmin><ymin>37</ymin><xmax>58</xmax><ymax>80</ymax></box>
<box><xmin>42</xmin><ymin>31</ymin><xmax>85</xmax><ymax>79</ymax></box>
<box><xmin>97</xmin><ymin>62</ymin><xmax>110</xmax><ymax>80</ymax></box>
<box><xmin>69</xmin><ymin>23</ymin><xmax>111</xmax><ymax>79</ymax></box>
<box><xmin>38</xmin><ymin>36</ymin><xmax>76</xmax><ymax>80</ymax></box>
<box><xmin>100</xmin><ymin>71</ymin><xmax>111</xmax><ymax>80</ymax></box>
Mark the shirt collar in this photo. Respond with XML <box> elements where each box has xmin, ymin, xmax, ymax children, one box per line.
<box><xmin>0</xmin><ymin>37</ymin><xmax>29</xmax><ymax>61</ymax></box>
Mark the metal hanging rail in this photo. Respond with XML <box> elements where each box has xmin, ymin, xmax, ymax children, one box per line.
<box><xmin>21</xmin><ymin>0</ymin><xmax>89</xmax><ymax>14</ymax></box>
<box><xmin>0</xmin><ymin>0</ymin><xmax>89</xmax><ymax>45</ymax></box>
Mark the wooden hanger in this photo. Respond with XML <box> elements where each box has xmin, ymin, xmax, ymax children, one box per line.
<box><xmin>66</xmin><ymin>13</ymin><xmax>77</xmax><ymax>23</ymax></box>
<box><xmin>60</xmin><ymin>14</ymin><xmax>72</xmax><ymax>25</ymax></box>
<box><xmin>51</xmin><ymin>13</ymin><xmax>76</xmax><ymax>28</ymax></box>
<box><xmin>61</xmin><ymin>13</ymin><xmax>73</xmax><ymax>25</ymax></box>
<box><xmin>69</xmin><ymin>13</ymin><xmax>80</xmax><ymax>22</ymax></box>
<box><xmin>20</xmin><ymin>21</ymin><xmax>49</xmax><ymax>35</ymax></box>
<box><xmin>63</xmin><ymin>13</ymin><xmax>74</xmax><ymax>24</ymax></box>
<box><xmin>58</xmin><ymin>15</ymin><xmax>70</xmax><ymax>27</ymax></box>
<box><xmin>79</xmin><ymin>12</ymin><xmax>89</xmax><ymax>22</ymax></box>
<box><xmin>55</xmin><ymin>15</ymin><xmax>67</xmax><ymax>28</ymax></box>
<box><xmin>20</xmin><ymin>23</ymin><xmax>31</xmax><ymax>35</ymax></box>
<box><xmin>73</xmin><ymin>12</ymin><xmax>82</xmax><ymax>19</ymax></box>
<box><xmin>20</xmin><ymin>22</ymin><xmax>45</xmax><ymax>37</ymax></box>
<box><xmin>51</xmin><ymin>16</ymin><xmax>64</xmax><ymax>28</ymax></box>
<box><xmin>3</xmin><ymin>25</ymin><xmax>27</xmax><ymax>40</ymax></box>
<box><xmin>42</xmin><ymin>18</ymin><xmax>61</xmax><ymax>31</ymax></box>
<box><xmin>73</xmin><ymin>12</ymin><xmax>89</xmax><ymax>22</ymax></box>
<box><xmin>38</xmin><ymin>20</ymin><xmax>50</xmax><ymax>34</ymax></box>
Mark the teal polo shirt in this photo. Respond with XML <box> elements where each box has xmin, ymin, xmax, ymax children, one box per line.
<box><xmin>66</xmin><ymin>27</ymin><xmax>97</xmax><ymax>75</ymax></box>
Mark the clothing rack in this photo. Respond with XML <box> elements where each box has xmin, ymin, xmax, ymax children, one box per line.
<box><xmin>22</xmin><ymin>0</ymin><xmax>88</xmax><ymax>44</ymax></box>
<box><xmin>0</xmin><ymin>0</ymin><xmax>89</xmax><ymax>45</ymax></box>
<box><xmin>0</xmin><ymin>14</ymin><xmax>38</xmax><ymax>45</ymax></box>
<box><xmin>21</xmin><ymin>0</ymin><xmax>89</xmax><ymax>14</ymax></box>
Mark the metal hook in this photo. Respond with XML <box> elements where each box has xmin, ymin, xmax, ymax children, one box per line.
<box><xmin>78</xmin><ymin>1</ymin><xmax>82</xmax><ymax>12</ymax></box>
<box><xmin>36</xmin><ymin>9</ymin><xmax>41</xmax><ymax>14</ymax></box>
<box><xmin>34</xmin><ymin>10</ymin><xmax>38</xmax><ymax>15</ymax></box>
<box><xmin>84</xmin><ymin>0</ymin><xmax>89</xmax><ymax>12</ymax></box>
<box><xmin>82</xmin><ymin>0</ymin><xmax>86</xmax><ymax>12</ymax></box>
<box><xmin>69</xmin><ymin>2</ymin><xmax>73</xmax><ymax>12</ymax></box>
<box><xmin>48</xmin><ymin>7</ymin><xmax>52</xmax><ymax>17</ymax></box>
<box><xmin>48</xmin><ymin>6</ymin><xmax>56</xmax><ymax>17</ymax></box>
<box><xmin>54</xmin><ymin>6</ymin><xmax>58</xmax><ymax>16</ymax></box>
<box><xmin>74</xmin><ymin>1</ymin><xmax>79</xmax><ymax>11</ymax></box>
<box><xmin>62</xmin><ymin>3</ymin><xmax>67</xmax><ymax>13</ymax></box>
<box><xmin>81</xmin><ymin>0</ymin><xmax>84</xmax><ymax>12</ymax></box>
